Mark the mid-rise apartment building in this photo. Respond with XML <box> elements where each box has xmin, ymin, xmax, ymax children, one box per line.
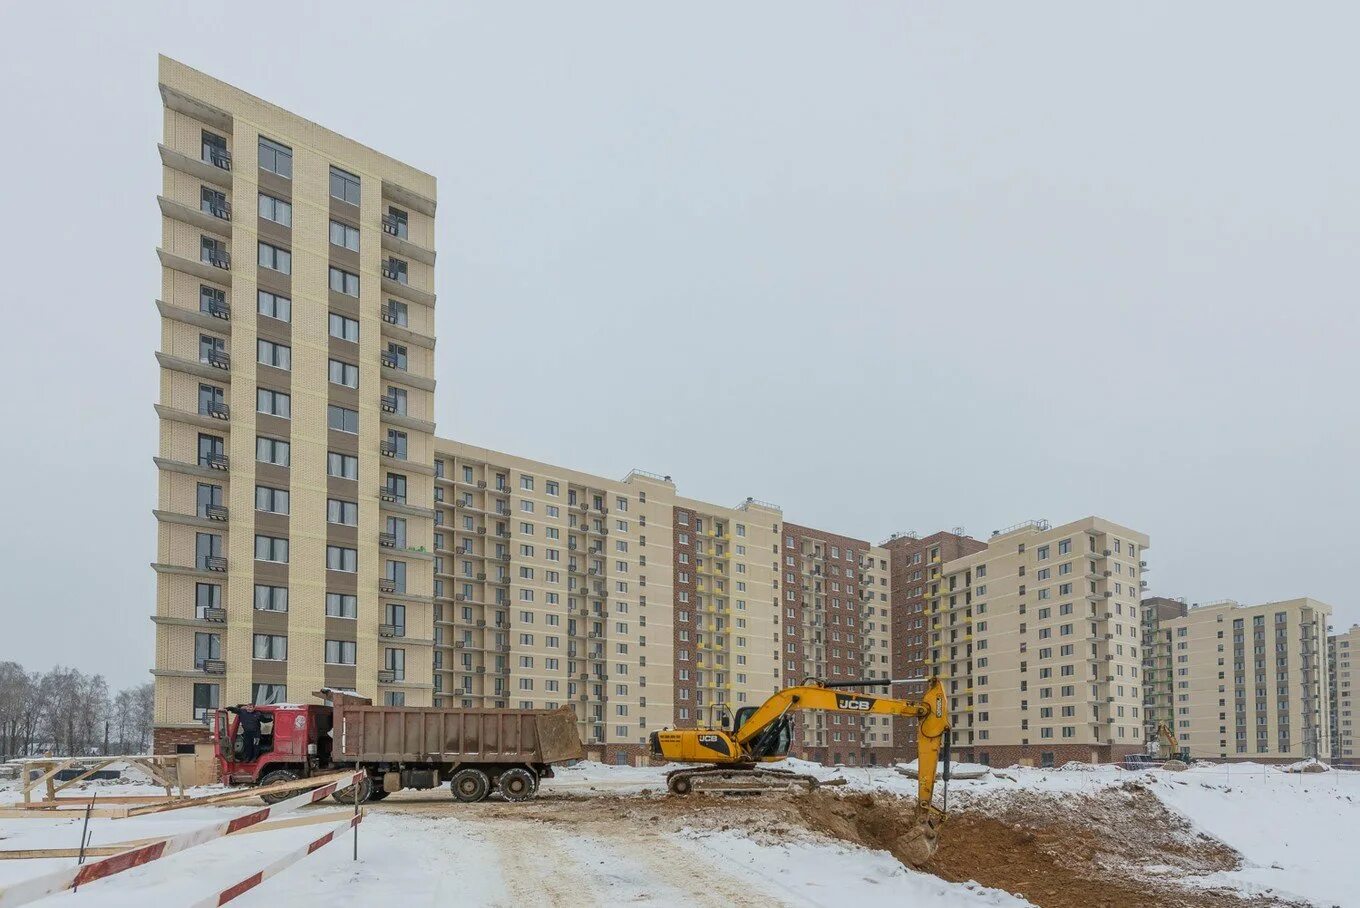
<box><xmin>1140</xmin><ymin>595</ymin><xmax>1188</xmax><ymax>744</ymax></box>
<box><xmin>778</xmin><ymin>525</ymin><xmax>895</xmax><ymax>764</ymax></box>
<box><xmin>1330</xmin><ymin>625</ymin><xmax>1358</xmax><ymax>766</ymax></box>
<box><xmin>882</xmin><ymin>530</ymin><xmax>987</xmax><ymax>759</ymax></box>
<box><xmin>1164</xmin><ymin>599</ymin><xmax>1332</xmax><ymax>762</ymax></box>
<box><xmin>920</xmin><ymin>518</ymin><xmax>1150</xmax><ymax>767</ymax></box>
<box><xmin>151</xmin><ymin>57</ymin><xmax>438</xmax><ymax>751</ymax></box>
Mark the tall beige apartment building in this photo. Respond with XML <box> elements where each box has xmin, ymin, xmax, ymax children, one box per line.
<box><xmin>1330</xmin><ymin>625</ymin><xmax>1358</xmax><ymax>766</ymax></box>
<box><xmin>778</xmin><ymin>525</ymin><xmax>896</xmax><ymax>764</ymax></box>
<box><xmin>921</xmin><ymin>517</ymin><xmax>1150</xmax><ymax>767</ymax></box>
<box><xmin>151</xmin><ymin>57</ymin><xmax>438</xmax><ymax>751</ymax></box>
<box><xmin>1164</xmin><ymin>599</ymin><xmax>1332</xmax><ymax>762</ymax></box>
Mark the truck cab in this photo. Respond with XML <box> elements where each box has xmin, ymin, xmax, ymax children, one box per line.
<box><xmin>213</xmin><ymin>703</ymin><xmax>330</xmax><ymax>784</ymax></box>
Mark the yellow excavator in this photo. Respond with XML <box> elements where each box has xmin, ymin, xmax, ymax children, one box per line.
<box><xmin>648</xmin><ymin>676</ymin><xmax>951</xmax><ymax>861</ymax></box>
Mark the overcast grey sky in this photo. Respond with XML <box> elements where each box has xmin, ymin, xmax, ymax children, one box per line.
<box><xmin>1</xmin><ymin>2</ymin><xmax>1356</xmax><ymax>689</ymax></box>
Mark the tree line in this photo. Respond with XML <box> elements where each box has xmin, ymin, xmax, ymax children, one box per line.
<box><xmin>0</xmin><ymin>663</ymin><xmax>154</xmax><ymax>761</ymax></box>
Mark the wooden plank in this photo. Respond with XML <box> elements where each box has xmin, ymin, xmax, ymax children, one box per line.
<box><xmin>20</xmin><ymin>796</ymin><xmax>187</xmax><ymax>806</ymax></box>
<box><xmin>0</xmin><ymin>808</ymin><xmax>128</xmax><ymax>820</ymax></box>
<box><xmin>18</xmin><ymin>760</ymin><xmax>75</xmax><ymax>804</ymax></box>
<box><xmin>0</xmin><ymin>847</ymin><xmax>131</xmax><ymax>861</ymax></box>
<box><xmin>122</xmin><ymin>770</ymin><xmax>354</xmax><ymax>817</ymax></box>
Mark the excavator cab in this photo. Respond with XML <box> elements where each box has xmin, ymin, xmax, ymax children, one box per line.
<box><xmin>734</xmin><ymin>706</ymin><xmax>792</xmax><ymax>760</ymax></box>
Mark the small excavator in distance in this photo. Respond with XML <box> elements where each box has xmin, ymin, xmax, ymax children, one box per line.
<box><xmin>649</xmin><ymin>675</ymin><xmax>951</xmax><ymax>862</ymax></box>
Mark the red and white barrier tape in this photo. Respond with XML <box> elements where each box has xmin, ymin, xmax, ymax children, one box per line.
<box><xmin>190</xmin><ymin>810</ymin><xmax>362</xmax><ymax>907</ymax></box>
<box><xmin>0</xmin><ymin>770</ymin><xmax>366</xmax><ymax>908</ymax></box>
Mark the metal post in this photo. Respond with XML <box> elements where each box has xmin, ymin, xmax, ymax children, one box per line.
<box><xmin>352</xmin><ymin>781</ymin><xmax>359</xmax><ymax>861</ymax></box>
<box><xmin>73</xmin><ymin>793</ymin><xmax>96</xmax><ymax>892</ymax></box>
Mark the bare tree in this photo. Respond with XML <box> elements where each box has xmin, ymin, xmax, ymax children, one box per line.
<box><xmin>0</xmin><ymin>664</ymin><xmax>152</xmax><ymax>759</ymax></box>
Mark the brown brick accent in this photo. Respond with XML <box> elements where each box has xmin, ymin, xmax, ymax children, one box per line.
<box><xmin>972</xmin><ymin>743</ymin><xmax>1143</xmax><ymax>767</ymax></box>
<box><xmin>154</xmin><ymin>725</ymin><xmax>213</xmax><ymax>755</ymax></box>
<box><xmin>881</xmin><ymin>532</ymin><xmax>987</xmax><ymax>756</ymax></box>
<box><xmin>602</xmin><ymin>743</ymin><xmax>654</xmax><ymax>767</ymax></box>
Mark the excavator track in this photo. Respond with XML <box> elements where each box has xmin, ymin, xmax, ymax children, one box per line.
<box><xmin>664</xmin><ymin>765</ymin><xmax>842</xmax><ymax>795</ymax></box>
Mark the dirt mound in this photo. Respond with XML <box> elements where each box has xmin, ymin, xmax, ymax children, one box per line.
<box><xmin>791</xmin><ymin>790</ymin><xmax>940</xmax><ymax>867</ymax></box>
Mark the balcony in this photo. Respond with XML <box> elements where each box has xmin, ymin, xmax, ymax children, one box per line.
<box><xmin>381</xmin><ymin>214</ymin><xmax>403</xmax><ymax>237</ymax></box>
<box><xmin>202</xmin><ymin>248</ymin><xmax>231</xmax><ymax>271</ymax></box>
<box><xmin>379</xmin><ymin>532</ymin><xmax>397</xmax><ymax>548</ymax></box>
<box><xmin>206</xmin><ymin>349</ymin><xmax>230</xmax><ymax>371</ymax></box>
<box><xmin>205</xmin><ymin>147</ymin><xmax>232</xmax><ymax>171</ymax></box>
<box><xmin>381</xmin><ymin>303</ymin><xmax>401</xmax><ymax>324</ymax></box>
<box><xmin>379</xmin><ymin>624</ymin><xmax>402</xmax><ymax>638</ymax></box>
<box><xmin>204</xmin><ymin>504</ymin><xmax>229</xmax><ymax>522</ymax></box>
<box><xmin>200</xmin><ymin>659</ymin><xmax>226</xmax><ymax>675</ymax></box>
<box><xmin>380</xmin><ymin>394</ymin><xmax>399</xmax><ymax>413</ymax></box>
<box><xmin>202</xmin><ymin>607</ymin><xmax>227</xmax><ymax>623</ymax></box>
<box><xmin>377</xmin><ymin>670</ymin><xmax>397</xmax><ymax>683</ymax></box>
<box><xmin>204</xmin><ymin>556</ymin><xmax>228</xmax><ymax>572</ymax></box>
<box><xmin>204</xmin><ymin>401</ymin><xmax>230</xmax><ymax>420</ymax></box>
<box><xmin>380</xmin><ymin>351</ymin><xmax>400</xmax><ymax>369</ymax></box>
<box><xmin>379</xmin><ymin>486</ymin><xmax>400</xmax><ymax>502</ymax></box>
<box><xmin>379</xmin><ymin>577</ymin><xmax>398</xmax><ymax>593</ymax></box>
<box><xmin>379</xmin><ymin>440</ymin><xmax>399</xmax><ymax>458</ymax></box>
<box><xmin>204</xmin><ymin>452</ymin><xmax>229</xmax><ymax>471</ymax></box>
<box><xmin>205</xmin><ymin>299</ymin><xmax>231</xmax><ymax>321</ymax></box>
<box><xmin>380</xmin><ymin>259</ymin><xmax>407</xmax><ymax>283</ymax></box>
<box><xmin>202</xmin><ymin>199</ymin><xmax>232</xmax><ymax>221</ymax></box>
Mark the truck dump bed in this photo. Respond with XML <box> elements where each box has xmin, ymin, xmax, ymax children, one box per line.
<box><xmin>327</xmin><ymin>693</ymin><xmax>584</xmax><ymax>765</ymax></box>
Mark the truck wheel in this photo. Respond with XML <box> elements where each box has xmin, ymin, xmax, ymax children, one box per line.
<box><xmin>667</xmin><ymin>774</ymin><xmax>693</xmax><ymax>796</ymax></box>
<box><xmin>498</xmin><ymin>767</ymin><xmax>537</xmax><ymax>802</ymax></box>
<box><xmin>367</xmin><ymin>789</ymin><xmax>390</xmax><ymax>801</ymax></box>
<box><xmin>332</xmin><ymin>776</ymin><xmax>373</xmax><ymax>805</ymax></box>
<box><xmin>450</xmin><ymin>768</ymin><xmax>490</xmax><ymax>803</ymax></box>
<box><xmin>258</xmin><ymin>769</ymin><xmax>300</xmax><ymax>805</ymax></box>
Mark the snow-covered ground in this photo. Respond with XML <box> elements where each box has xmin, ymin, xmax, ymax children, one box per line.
<box><xmin>1</xmin><ymin>760</ymin><xmax>1355</xmax><ymax>907</ymax></box>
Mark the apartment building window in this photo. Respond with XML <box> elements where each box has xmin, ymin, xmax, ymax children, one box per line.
<box><xmin>201</xmin><ymin>186</ymin><xmax>229</xmax><ymax>219</ymax></box>
<box><xmin>386</xmin><ymin>603</ymin><xmax>406</xmax><ymax>636</ymax></box>
<box><xmin>257</xmin><ymin>339</ymin><xmax>292</xmax><ymax>370</ymax></box>
<box><xmin>257</xmin><ymin>241</ymin><xmax>292</xmax><ymax>274</ymax></box>
<box><xmin>329</xmin><ymin>267</ymin><xmax>360</xmax><ymax>296</ymax></box>
<box><xmin>327</xmin><ymin>498</ymin><xmax>359</xmax><ymax>525</ymax></box>
<box><xmin>329</xmin><ymin>219</ymin><xmax>360</xmax><ymax>251</ymax></box>
<box><xmin>327</xmin><ymin>546</ymin><xmax>358</xmax><ymax>572</ymax></box>
<box><xmin>254</xmin><ymin>584</ymin><xmax>288</xmax><ymax>612</ymax></box>
<box><xmin>384</xmin><ymin>692</ymin><xmax>406</xmax><ymax>707</ymax></box>
<box><xmin>200</xmin><ymin>285</ymin><xmax>227</xmax><ymax>318</ymax></box>
<box><xmin>256</xmin><ymin>436</ymin><xmax>290</xmax><ymax>466</ymax></box>
<box><xmin>326</xmin><ymin>593</ymin><xmax>358</xmax><ymax>618</ymax></box>
<box><xmin>386</xmin><ymin>206</ymin><xmax>408</xmax><ymax>239</ymax></box>
<box><xmin>387</xmin><ymin>517</ymin><xmax>407</xmax><ymax>548</ymax></box>
<box><xmin>330</xmin><ymin>166</ymin><xmax>361</xmax><ymax>205</ymax></box>
<box><xmin>257</xmin><ymin>290</ymin><xmax>291</xmax><ymax>322</ymax></box>
<box><xmin>201</xmin><ymin>130</ymin><xmax>228</xmax><ymax>167</ymax></box>
<box><xmin>329</xmin><ymin>313</ymin><xmax>359</xmax><ymax>342</ymax></box>
<box><xmin>385</xmin><ymin>561</ymin><xmax>407</xmax><ymax>593</ymax></box>
<box><xmin>253</xmin><ymin>634</ymin><xmax>288</xmax><ymax>660</ymax></box>
<box><xmin>195</xmin><ymin>532</ymin><xmax>222</xmax><ymax>570</ymax></box>
<box><xmin>328</xmin><ymin>359</ymin><xmax>359</xmax><ymax>388</ymax></box>
<box><xmin>197</xmin><ymin>384</ymin><xmax>225</xmax><ymax>418</ymax></box>
<box><xmin>192</xmin><ymin>683</ymin><xmax>219</xmax><ymax>722</ymax></box>
<box><xmin>258</xmin><ymin>193</ymin><xmax>292</xmax><ymax>226</ymax></box>
<box><xmin>385</xmin><ymin>648</ymin><xmax>406</xmax><ymax>681</ymax></box>
<box><xmin>383</xmin><ymin>257</ymin><xmax>409</xmax><ymax>284</ymax></box>
<box><xmin>385</xmin><ymin>299</ymin><xmax>409</xmax><ymax>326</ymax></box>
<box><xmin>257</xmin><ymin>388</ymin><xmax>291</xmax><ymax>418</ymax></box>
<box><xmin>255</xmin><ymin>486</ymin><xmax>290</xmax><ymax>515</ymax></box>
<box><xmin>325</xmin><ymin>640</ymin><xmax>357</xmax><ymax>665</ymax></box>
<box><xmin>199</xmin><ymin>334</ymin><xmax>225</xmax><ymax>365</ymax></box>
<box><xmin>200</xmin><ymin>236</ymin><xmax>228</xmax><ymax>268</ymax></box>
<box><xmin>386</xmin><ymin>473</ymin><xmax>407</xmax><ymax>502</ymax></box>
<box><xmin>193</xmin><ymin>583</ymin><xmax>222</xmax><ymax>620</ymax></box>
<box><xmin>386</xmin><ymin>387</ymin><xmax>408</xmax><ymax>415</ymax></box>
<box><xmin>194</xmin><ymin>632</ymin><xmax>221</xmax><ymax>669</ymax></box>
<box><xmin>384</xmin><ymin>342</ymin><xmax>408</xmax><ymax>370</ymax></box>
<box><xmin>258</xmin><ymin>137</ymin><xmax>292</xmax><ymax>177</ymax></box>
<box><xmin>327</xmin><ymin>405</ymin><xmax>358</xmax><ymax>433</ymax></box>
<box><xmin>386</xmin><ymin>429</ymin><xmax>408</xmax><ymax>460</ymax></box>
<box><xmin>254</xmin><ymin>535</ymin><xmax>289</xmax><ymax>564</ymax></box>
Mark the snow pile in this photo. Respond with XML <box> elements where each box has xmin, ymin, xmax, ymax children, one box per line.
<box><xmin>895</xmin><ymin>759</ymin><xmax>992</xmax><ymax>780</ymax></box>
<box><xmin>1280</xmin><ymin>757</ymin><xmax>1329</xmax><ymax>773</ymax></box>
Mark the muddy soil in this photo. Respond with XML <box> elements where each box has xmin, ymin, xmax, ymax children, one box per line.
<box><xmin>373</xmin><ymin>784</ymin><xmax>1303</xmax><ymax>908</ymax></box>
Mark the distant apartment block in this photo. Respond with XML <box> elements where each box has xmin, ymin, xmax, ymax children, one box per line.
<box><xmin>778</xmin><ymin>524</ymin><xmax>895</xmax><ymax>764</ymax></box>
<box><xmin>1140</xmin><ymin>596</ymin><xmax>1188</xmax><ymax>744</ymax></box>
<box><xmin>1164</xmin><ymin>599</ymin><xmax>1332</xmax><ymax>762</ymax></box>
<box><xmin>882</xmin><ymin>530</ymin><xmax>987</xmax><ymax>759</ymax></box>
<box><xmin>909</xmin><ymin>518</ymin><xmax>1150</xmax><ymax>767</ymax></box>
<box><xmin>1328</xmin><ymin>624</ymin><xmax>1357</xmax><ymax>766</ymax></box>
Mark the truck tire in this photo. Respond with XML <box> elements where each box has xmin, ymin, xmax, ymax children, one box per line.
<box><xmin>331</xmin><ymin>775</ymin><xmax>373</xmax><ymax>805</ymax></box>
<box><xmin>367</xmin><ymin>789</ymin><xmax>390</xmax><ymax>801</ymax></box>
<box><xmin>498</xmin><ymin>767</ymin><xmax>537</xmax><ymax>802</ymax></box>
<box><xmin>257</xmin><ymin>769</ymin><xmax>300</xmax><ymax>805</ymax></box>
<box><xmin>450</xmin><ymin>768</ymin><xmax>490</xmax><ymax>803</ymax></box>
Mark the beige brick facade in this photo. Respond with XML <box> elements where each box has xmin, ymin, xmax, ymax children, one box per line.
<box><xmin>1330</xmin><ymin>625</ymin><xmax>1359</xmax><ymax>766</ymax></box>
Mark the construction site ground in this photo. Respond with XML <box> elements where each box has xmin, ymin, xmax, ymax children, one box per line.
<box><xmin>1</xmin><ymin>760</ymin><xmax>1354</xmax><ymax>906</ymax></box>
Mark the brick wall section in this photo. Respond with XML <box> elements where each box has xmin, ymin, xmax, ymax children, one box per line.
<box><xmin>672</xmin><ymin>507</ymin><xmax>698</xmax><ymax>728</ymax></box>
<box><xmin>881</xmin><ymin>532</ymin><xmax>987</xmax><ymax>761</ymax></box>
<box><xmin>973</xmin><ymin>743</ymin><xmax>1143</xmax><ymax>767</ymax></box>
<box><xmin>781</xmin><ymin>523</ymin><xmax>898</xmax><ymax>766</ymax></box>
<box><xmin>154</xmin><ymin>725</ymin><xmax>214</xmax><ymax>754</ymax></box>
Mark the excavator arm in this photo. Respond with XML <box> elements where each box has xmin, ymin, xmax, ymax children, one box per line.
<box><xmin>733</xmin><ymin>677</ymin><xmax>950</xmax><ymax>812</ymax></box>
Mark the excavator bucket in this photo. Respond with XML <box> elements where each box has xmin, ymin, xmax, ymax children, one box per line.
<box><xmin>893</xmin><ymin>807</ymin><xmax>942</xmax><ymax>867</ymax></box>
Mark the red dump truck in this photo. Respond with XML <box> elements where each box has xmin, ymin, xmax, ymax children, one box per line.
<box><xmin>213</xmin><ymin>690</ymin><xmax>584</xmax><ymax>804</ymax></box>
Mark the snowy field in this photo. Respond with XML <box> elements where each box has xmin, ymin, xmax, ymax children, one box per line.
<box><xmin>1</xmin><ymin>760</ymin><xmax>1355</xmax><ymax>907</ymax></box>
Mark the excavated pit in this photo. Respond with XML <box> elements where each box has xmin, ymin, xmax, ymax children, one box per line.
<box><xmin>373</xmin><ymin>782</ymin><xmax>1304</xmax><ymax>908</ymax></box>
